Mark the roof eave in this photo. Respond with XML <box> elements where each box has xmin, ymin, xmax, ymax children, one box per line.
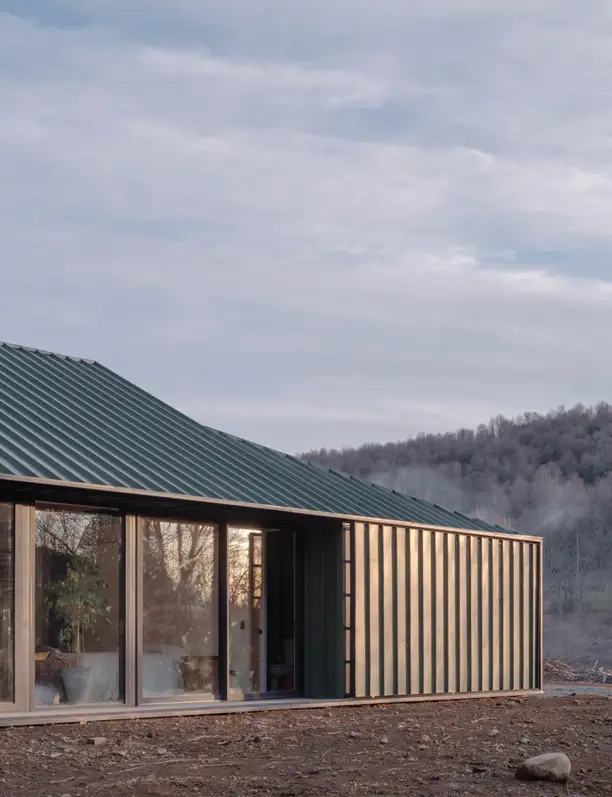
<box><xmin>0</xmin><ymin>473</ymin><xmax>539</xmax><ymax>542</ymax></box>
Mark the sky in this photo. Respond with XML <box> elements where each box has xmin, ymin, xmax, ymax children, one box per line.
<box><xmin>2</xmin><ymin>2</ymin><xmax>612</xmax><ymax>454</ymax></box>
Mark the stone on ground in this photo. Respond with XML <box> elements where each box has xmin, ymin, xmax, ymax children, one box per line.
<box><xmin>515</xmin><ymin>752</ymin><xmax>571</xmax><ymax>783</ymax></box>
<box><xmin>86</xmin><ymin>736</ymin><xmax>107</xmax><ymax>746</ymax></box>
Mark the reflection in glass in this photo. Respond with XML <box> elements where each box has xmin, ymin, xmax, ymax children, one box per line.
<box><xmin>141</xmin><ymin>519</ymin><xmax>219</xmax><ymax>698</ymax></box>
<box><xmin>35</xmin><ymin>507</ymin><xmax>123</xmax><ymax>706</ymax></box>
<box><xmin>228</xmin><ymin>529</ymin><xmax>262</xmax><ymax>699</ymax></box>
<box><xmin>0</xmin><ymin>504</ymin><xmax>14</xmax><ymax>702</ymax></box>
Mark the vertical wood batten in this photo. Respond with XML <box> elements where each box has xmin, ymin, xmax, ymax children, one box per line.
<box><xmin>351</xmin><ymin>519</ymin><xmax>540</xmax><ymax>704</ymax></box>
<box><xmin>490</xmin><ymin>540</ymin><xmax>500</xmax><ymax>691</ymax></box>
<box><xmin>396</xmin><ymin>527</ymin><xmax>407</xmax><ymax>695</ymax></box>
<box><xmin>421</xmin><ymin>530</ymin><xmax>432</xmax><ymax>694</ymax></box>
<box><xmin>529</xmin><ymin>544</ymin><xmax>537</xmax><ymax>689</ymax></box>
<box><xmin>390</xmin><ymin>526</ymin><xmax>398</xmax><ymax>696</ymax></box>
<box><xmin>435</xmin><ymin>532</ymin><xmax>445</xmax><ymax>693</ymax></box>
<box><xmin>409</xmin><ymin>529</ymin><xmax>420</xmax><ymax>694</ymax></box>
<box><xmin>537</xmin><ymin>542</ymin><xmax>544</xmax><ymax>689</ymax></box>
<box><xmin>520</xmin><ymin>542</ymin><xmax>528</xmax><ymax>691</ymax></box>
<box><xmin>368</xmin><ymin>524</ymin><xmax>380</xmax><ymax>697</ymax></box>
<box><xmin>502</xmin><ymin>540</ymin><xmax>511</xmax><ymax>690</ymax></box>
<box><xmin>458</xmin><ymin>535</ymin><xmax>468</xmax><ymax>692</ymax></box>
<box><xmin>465</xmin><ymin>537</ymin><xmax>472</xmax><ymax>691</ymax></box>
<box><xmin>480</xmin><ymin>537</ymin><xmax>491</xmax><ymax>693</ymax></box>
<box><xmin>512</xmin><ymin>541</ymin><xmax>521</xmax><ymax>691</ymax></box>
<box><xmin>353</xmin><ymin>523</ymin><xmax>367</xmax><ymax>698</ymax></box>
<box><xmin>382</xmin><ymin>526</ymin><xmax>394</xmax><ymax>695</ymax></box>
<box><xmin>446</xmin><ymin>533</ymin><xmax>457</xmax><ymax>693</ymax></box>
<box><xmin>470</xmin><ymin>536</ymin><xmax>479</xmax><ymax>692</ymax></box>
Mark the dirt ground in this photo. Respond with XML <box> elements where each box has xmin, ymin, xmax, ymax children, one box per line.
<box><xmin>0</xmin><ymin>695</ymin><xmax>610</xmax><ymax>797</ymax></box>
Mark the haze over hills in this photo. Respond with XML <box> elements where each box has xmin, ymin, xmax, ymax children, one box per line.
<box><xmin>304</xmin><ymin>403</ymin><xmax>612</xmax><ymax>668</ymax></box>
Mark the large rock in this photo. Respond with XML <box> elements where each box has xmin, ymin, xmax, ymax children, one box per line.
<box><xmin>515</xmin><ymin>752</ymin><xmax>571</xmax><ymax>784</ymax></box>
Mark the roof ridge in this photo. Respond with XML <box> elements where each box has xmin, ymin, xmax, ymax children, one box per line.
<box><xmin>0</xmin><ymin>341</ymin><xmax>97</xmax><ymax>365</ymax></box>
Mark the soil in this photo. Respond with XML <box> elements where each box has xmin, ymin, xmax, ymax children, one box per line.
<box><xmin>1</xmin><ymin>695</ymin><xmax>610</xmax><ymax>796</ymax></box>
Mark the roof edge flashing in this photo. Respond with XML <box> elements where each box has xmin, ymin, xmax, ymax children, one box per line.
<box><xmin>0</xmin><ymin>473</ymin><xmax>535</xmax><ymax>541</ymax></box>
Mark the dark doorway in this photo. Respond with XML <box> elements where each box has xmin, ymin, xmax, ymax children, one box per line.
<box><xmin>227</xmin><ymin>528</ymin><xmax>297</xmax><ymax>700</ymax></box>
<box><xmin>265</xmin><ymin>530</ymin><xmax>296</xmax><ymax>694</ymax></box>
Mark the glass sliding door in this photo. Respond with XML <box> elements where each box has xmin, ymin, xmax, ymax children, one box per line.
<box><xmin>228</xmin><ymin>529</ymin><xmax>263</xmax><ymax>699</ymax></box>
<box><xmin>0</xmin><ymin>504</ymin><xmax>14</xmax><ymax>704</ymax></box>
<box><xmin>141</xmin><ymin>519</ymin><xmax>219</xmax><ymax>700</ymax></box>
<box><xmin>35</xmin><ymin>507</ymin><xmax>124</xmax><ymax>706</ymax></box>
<box><xmin>228</xmin><ymin>529</ymin><xmax>297</xmax><ymax>700</ymax></box>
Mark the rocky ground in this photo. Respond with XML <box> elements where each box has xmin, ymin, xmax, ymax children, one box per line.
<box><xmin>0</xmin><ymin>694</ymin><xmax>610</xmax><ymax>796</ymax></box>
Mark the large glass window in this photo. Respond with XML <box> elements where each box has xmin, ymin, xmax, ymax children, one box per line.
<box><xmin>35</xmin><ymin>507</ymin><xmax>124</xmax><ymax>706</ymax></box>
<box><xmin>141</xmin><ymin>519</ymin><xmax>219</xmax><ymax>699</ymax></box>
<box><xmin>0</xmin><ymin>504</ymin><xmax>14</xmax><ymax>703</ymax></box>
<box><xmin>228</xmin><ymin>529</ymin><xmax>263</xmax><ymax>699</ymax></box>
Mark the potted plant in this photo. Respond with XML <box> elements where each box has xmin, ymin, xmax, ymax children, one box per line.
<box><xmin>44</xmin><ymin>554</ymin><xmax>111</xmax><ymax>703</ymax></box>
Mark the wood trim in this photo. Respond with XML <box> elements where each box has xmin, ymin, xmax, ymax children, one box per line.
<box><xmin>13</xmin><ymin>504</ymin><xmax>34</xmax><ymax>713</ymax></box>
<box><xmin>124</xmin><ymin>515</ymin><xmax>137</xmax><ymax>707</ymax></box>
<box><xmin>135</xmin><ymin>516</ymin><xmax>144</xmax><ymax>704</ymax></box>
<box><xmin>538</xmin><ymin>541</ymin><xmax>544</xmax><ymax>689</ymax></box>
<box><xmin>0</xmin><ymin>688</ymin><xmax>544</xmax><ymax>727</ymax></box>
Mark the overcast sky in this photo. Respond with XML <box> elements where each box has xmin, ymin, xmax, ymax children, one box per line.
<box><xmin>2</xmin><ymin>2</ymin><xmax>612</xmax><ymax>454</ymax></box>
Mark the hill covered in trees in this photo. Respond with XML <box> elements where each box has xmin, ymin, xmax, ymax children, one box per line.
<box><xmin>304</xmin><ymin>403</ymin><xmax>612</xmax><ymax>666</ymax></box>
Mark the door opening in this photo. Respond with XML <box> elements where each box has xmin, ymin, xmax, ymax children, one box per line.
<box><xmin>265</xmin><ymin>530</ymin><xmax>296</xmax><ymax>695</ymax></box>
<box><xmin>227</xmin><ymin>529</ymin><xmax>296</xmax><ymax>700</ymax></box>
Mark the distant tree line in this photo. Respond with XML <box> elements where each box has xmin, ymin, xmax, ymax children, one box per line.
<box><xmin>303</xmin><ymin>403</ymin><xmax>612</xmax><ymax>618</ymax></box>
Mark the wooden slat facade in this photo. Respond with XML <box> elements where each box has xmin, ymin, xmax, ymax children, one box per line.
<box><xmin>348</xmin><ymin>523</ymin><xmax>542</xmax><ymax>699</ymax></box>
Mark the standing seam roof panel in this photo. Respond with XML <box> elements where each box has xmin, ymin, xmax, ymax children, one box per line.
<box><xmin>80</xmin><ymin>355</ymin><xmax>486</xmax><ymax>525</ymax></box>
<box><xmin>22</xmin><ymin>349</ymin><xmax>340</xmax><ymax>508</ymax></box>
<box><xmin>44</xmin><ymin>352</ymin><xmax>424</xmax><ymax>516</ymax></box>
<box><xmin>0</xmin><ymin>354</ymin><xmax>246</xmax><ymax>498</ymax></box>
<box><xmin>1</xmin><ymin>348</ymin><xmax>269</xmax><ymax>501</ymax></box>
<box><xmin>0</xmin><ymin>343</ymin><xmax>512</xmax><ymax>533</ymax></box>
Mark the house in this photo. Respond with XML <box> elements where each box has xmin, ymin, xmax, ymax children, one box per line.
<box><xmin>0</xmin><ymin>343</ymin><xmax>542</xmax><ymax>724</ymax></box>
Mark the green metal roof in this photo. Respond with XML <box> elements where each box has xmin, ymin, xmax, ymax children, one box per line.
<box><xmin>0</xmin><ymin>342</ymin><xmax>512</xmax><ymax>533</ymax></box>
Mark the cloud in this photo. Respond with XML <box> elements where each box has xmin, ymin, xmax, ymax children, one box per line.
<box><xmin>1</xmin><ymin>5</ymin><xmax>612</xmax><ymax>452</ymax></box>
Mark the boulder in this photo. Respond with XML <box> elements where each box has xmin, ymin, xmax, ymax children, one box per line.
<box><xmin>515</xmin><ymin>752</ymin><xmax>571</xmax><ymax>784</ymax></box>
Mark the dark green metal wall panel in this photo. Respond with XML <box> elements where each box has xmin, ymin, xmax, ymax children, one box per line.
<box><xmin>0</xmin><ymin>343</ymin><xmax>513</xmax><ymax>534</ymax></box>
<box><xmin>350</xmin><ymin>522</ymin><xmax>542</xmax><ymax>699</ymax></box>
<box><xmin>301</xmin><ymin>525</ymin><xmax>345</xmax><ymax>699</ymax></box>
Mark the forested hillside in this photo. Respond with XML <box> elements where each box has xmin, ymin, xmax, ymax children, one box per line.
<box><xmin>304</xmin><ymin>403</ymin><xmax>612</xmax><ymax>667</ymax></box>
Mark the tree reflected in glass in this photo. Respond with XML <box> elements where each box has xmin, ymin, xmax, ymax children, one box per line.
<box><xmin>141</xmin><ymin>519</ymin><xmax>218</xmax><ymax>698</ymax></box>
<box><xmin>35</xmin><ymin>507</ymin><xmax>123</xmax><ymax>706</ymax></box>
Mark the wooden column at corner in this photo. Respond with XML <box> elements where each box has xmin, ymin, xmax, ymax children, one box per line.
<box><xmin>14</xmin><ymin>504</ymin><xmax>34</xmax><ymax>712</ymax></box>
